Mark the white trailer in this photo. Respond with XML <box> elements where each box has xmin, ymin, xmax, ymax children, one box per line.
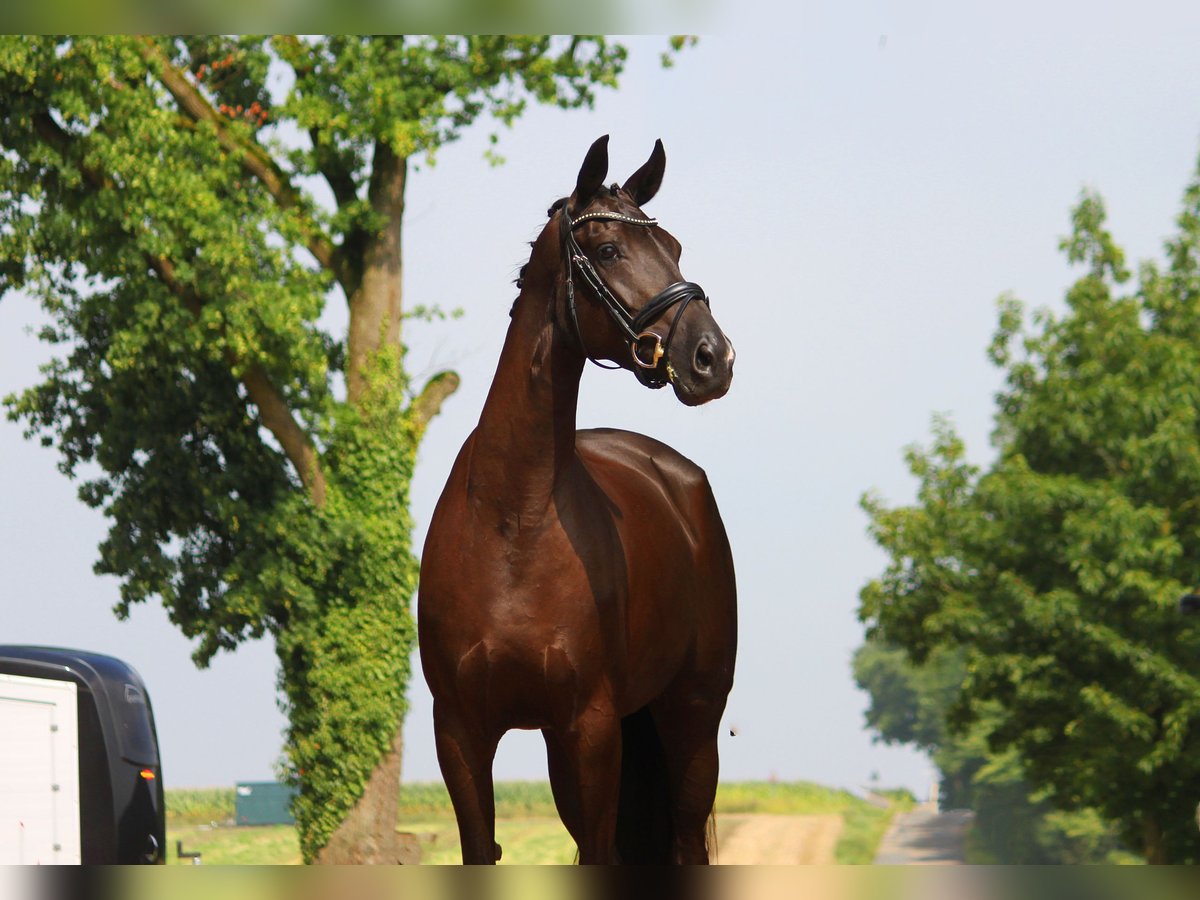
<box><xmin>0</xmin><ymin>672</ymin><xmax>82</xmax><ymax>864</ymax></box>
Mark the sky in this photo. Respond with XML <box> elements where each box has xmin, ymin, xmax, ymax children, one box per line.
<box><xmin>5</xmin><ymin>9</ymin><xmax>1200</xmax><ymax>796</ymax></box>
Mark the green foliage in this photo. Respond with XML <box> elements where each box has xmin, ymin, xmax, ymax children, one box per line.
<box><xmin>268</xmin><ymin>34</ymin><xmax>632</xmax><ymax>178</ymax></box>
<box><xmin>853</xmin><ymin>639</ymin><xmax>965</xmax><ymax>750</ymax></box>
<box><xmin>266</xmin><ymin>350</ymin><xmax>421</xmax><ymax>860</ymax></box>
<box><xmin>0</xmin><ymin>35</ymin><xmax>677</xmax><ymax>862</ymax></box>
<box><xmin>168</xmin><ymin>823</ymin><xmax>302</xmax><ymax>865</ymax></box>
<box><xmin>860</xmin><ymin>165</ymin><xmax>1200</xmax><ymax>863</ymax></box>
<box><xmin>853</xmin><ymin>639</ymin><xmax>1135</xmax><ymax>863</ymax></box>
<box><xmin>834</xmin><ymin>802</ymin><xmax>912</xmax><ymax>865</ymax></box>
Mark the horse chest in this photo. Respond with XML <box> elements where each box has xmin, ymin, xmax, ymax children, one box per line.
<box><xmin>429</xmin><ymin>499</ymin><xmax>685</xmax><ymax>686</ymax></box>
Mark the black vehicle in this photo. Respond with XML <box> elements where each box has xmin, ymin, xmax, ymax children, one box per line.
<box><xmin>0</xmin><ymin>646</ymin><xmax>165</xmax><ymax>864</ymax></box>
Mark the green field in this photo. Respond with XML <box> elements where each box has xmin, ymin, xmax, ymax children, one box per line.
<box><xmin>166</xmin><ymin>781</ymin><xmax>912</xmax><ymax>865</ymax></box>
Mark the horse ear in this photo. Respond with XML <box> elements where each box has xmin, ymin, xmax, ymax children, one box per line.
<box><xmin>573</xmin><ymin>135</ymin><xmax>609</xmax><ymax>210</ymax></box>
<box><xmin>623</xmin><ymin>139</ymin><xmax>666</xmax><ymax>207</ymax></box>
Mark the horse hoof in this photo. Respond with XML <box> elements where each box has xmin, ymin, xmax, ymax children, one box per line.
<box><xmin>494</xmin><ymin>841</ymin><xmax>503</xmax><ymax>861</ymax></box>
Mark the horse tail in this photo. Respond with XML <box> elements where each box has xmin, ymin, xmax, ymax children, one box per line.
<box><xmin>615</xmin><ymin>706</ymin><xmax>673</xmax><ymax>863</ymax></box>
<box><xmin>707</xmin><ymin>808</ymin><xmax>719</xmax><ymax>862</ymax></box>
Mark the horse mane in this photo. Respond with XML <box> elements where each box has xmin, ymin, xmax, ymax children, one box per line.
<box><xmin>511</xmin><ymin>196</ymin><xmax>569</xmax><ymax>315</ymax></box>
<box><xmin>511</xmin><ymin>189</ymin><xmax>623</xmax><ymax>312</ymax></box>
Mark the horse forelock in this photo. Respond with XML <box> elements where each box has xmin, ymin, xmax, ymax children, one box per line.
<box><xmin>513</xmin><ymin>187</ymin><xmax>635</xmax><ymax>316</ymax></box>
<box><xmin>546</xmin><ymin>183</ymin><xmax>628</xmax><ymax>221</ymax></box>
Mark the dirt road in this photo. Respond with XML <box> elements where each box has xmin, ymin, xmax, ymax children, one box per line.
<box><xmin>714</xmin><ymin>814</ymin><xmax>843</xmax><ymax>864</ymax></box>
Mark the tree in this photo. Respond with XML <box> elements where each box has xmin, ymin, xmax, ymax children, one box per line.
<box><xmin>859</xmin><ymin>164</ymin><xmax>1200</xmax><ymax>863</ymax></box>
<box><xmin>853</xmin><ymin>638</ymin><xmax>1135</xmax><ymax>863</ymax></box>
<box><xmin>0</xmin><ymin>35</ymin><xmax>685</xmax><ymax>862</ymax></box>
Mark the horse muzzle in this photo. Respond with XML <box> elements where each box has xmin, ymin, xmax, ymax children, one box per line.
<box><xmin>669</xmin><ymin>328</ymin><xmax>734</xmax><ymax>406</ymax></box>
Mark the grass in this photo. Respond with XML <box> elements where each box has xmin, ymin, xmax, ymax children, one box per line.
<box><xmin>835</xmin><ymin>792</ymin><xmax>913</xmax><ymax>864</ymax></box>
<box><xmin>402</xmin><ymin>814</ymin><xmax>576</xmax><ymax>865</ymax></box>
<box><xmin>169</xmin><ymin>822</ymin><xmax>301</xmax><ymax>865</ymax></box>
<box><xmin>397</xmin><ymin>781</ymin><xmax>575</xmax><ymax>864</ymax></box>
<box><xmin>167</xmin><ymin>788</ymin><xmax>299</xmax><ymax>865</ymax></box>
<box><xmin>164</xmin><ymin>781</ymin><xmax>912</xmax><ymax>865</ymax></box>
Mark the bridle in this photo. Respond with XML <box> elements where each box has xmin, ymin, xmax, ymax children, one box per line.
<box><xmin>560</xmin><ymin>200</ymin><xmax>710</xmax><ymax>389</ymax></box>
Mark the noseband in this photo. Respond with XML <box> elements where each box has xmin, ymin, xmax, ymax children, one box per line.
<box><xmin>560</xmin><ymin>203</ymin><xmax>710</xmax><ymax>389</ymax></box>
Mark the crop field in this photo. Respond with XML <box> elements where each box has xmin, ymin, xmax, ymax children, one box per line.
<box><xmin>165</xmin><ymin>781</ymin><xmax>911</xmax><ymax>865</ymax></box>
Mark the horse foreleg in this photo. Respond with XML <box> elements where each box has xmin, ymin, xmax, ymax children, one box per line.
<box><xmin>558</xmin><ymin>706</ymin><xmax>623</xmax><ymax>864</ymax></box>
<box><xmin>433</xmin><ymin>703</ymin><xmax>501</xmax><ymax>864</ymax></box>
<box><xmin>650</xmin><ymin>698</ymin><xmax>724</xmax><ymax>865</ymax></box>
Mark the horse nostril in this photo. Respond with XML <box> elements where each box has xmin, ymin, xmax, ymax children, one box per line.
<box><xmin>694</xmin><ymin>342</ymin><xmax>715</xmax><ymax>375</ymax></box>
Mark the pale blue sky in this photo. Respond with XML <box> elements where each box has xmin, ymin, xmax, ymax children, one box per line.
<box><xmin>5</xmin><ymin>11</ymin><xmax>1200</xmax><ymax>794</ymax></box>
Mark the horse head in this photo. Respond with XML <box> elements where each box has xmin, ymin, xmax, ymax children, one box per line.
<box><xmin>553</xmin><ymin>135</ymin><xmax>734</xmax><ymax>406</ymax></box>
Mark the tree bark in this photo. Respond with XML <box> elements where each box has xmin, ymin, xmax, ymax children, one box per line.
<box><xmin>239</xmin><ymin>363</ymin><xmax>327</xmax><ymax>505</ymax></box>
<box><xmin>345</xmin><ymin>141</ymin><xmax>407</xmax><ymax>404</ymax></box>
<box><xmin>411</xmin><ymin>371</ymin><xmax>462</xmax><ymax>434</ymax></box>
<box><xmin>1142</xmin><ymin>815</ymin><xmax>1168</xmax><ymax>864</ymax></box>
<box><xmin>314</xmin><ymin>726</ymin><xmax>420</xmax><ymax>864</ymax></box>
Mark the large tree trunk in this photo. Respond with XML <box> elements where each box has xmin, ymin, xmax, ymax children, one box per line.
<box><xmin>310</xmin><ymin>138</ymin><xmax>461</xmax><ymax>865</ymax></box>
<box><xmin>346</xmin><ymin>142</ymin><xmax>406</xmax><ymax>404</ymax></box>
<box><xmin>1142</xmin><ymin>815</ymin><xmax>1168</xmax><ymax>864</ymax></box>
<box><xmin>313</xmin><ymin>143</ymin><xmax>415</xmax><ymax>865</ymax></box>
<box><xmin>315</xmin><ymin>727</ymin><xmax>420</xmax><ymax>864</ymax></box>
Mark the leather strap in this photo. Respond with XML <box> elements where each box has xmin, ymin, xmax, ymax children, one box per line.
<box><xmin>560</xmin><ymin>203</ymin><xmax>710</xmax><ymax>389</ymax></box>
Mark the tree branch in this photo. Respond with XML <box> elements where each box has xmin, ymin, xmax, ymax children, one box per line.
<box><xmin>152</xmin><ymin>257</ymin><xmax>328</xmax><ymax>506</ymax></box>
<box><xmin>33</xmin><ymin>107</ymin><xmax>328</xmax><ymax>506</ymax></box>
<box><xmin>240</xmin><ymin>363</ymin><xmax>328</xmax><ymax>506</ymax></box>
<box><xmin>310</xmin><ymin>127</ymin><xmax>361</xmax><ymax>210</ymax></box>
<box><xmin>409</xmin><ymin>371</ymin><xmax>460</xmax><ymax>434</ymax></box>
<box><xmin>270</xmin><ymin>36</ymin><xmax>362</xmax><ymax>213</ymax></box>
<box><xmin>137</xmin><ymin>37</ymin><xmax>344</xmax><ymax>283</ymax></box>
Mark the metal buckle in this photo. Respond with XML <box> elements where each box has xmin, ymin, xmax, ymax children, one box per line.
<box><xmin>632</xmin><ymin>331</ymin><xmax>665</xmax><ymax>369</ymax></box>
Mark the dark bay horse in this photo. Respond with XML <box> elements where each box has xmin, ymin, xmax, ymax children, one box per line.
<box><xmin>418</xmin><ymin>136</ymin><xmax>737</xmax><ymax>864</ymax></box>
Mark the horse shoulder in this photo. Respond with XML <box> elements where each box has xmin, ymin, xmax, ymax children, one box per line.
<box><xmin>575</xmin><ymin>427</ymin><xmax>720</xmax><ymax>522</ymax></box>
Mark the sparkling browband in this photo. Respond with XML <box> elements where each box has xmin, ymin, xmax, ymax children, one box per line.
<box><xmin>569</xmin><ymin>211</ymin><xmax>658</xmax><ymax>228</ymax></box>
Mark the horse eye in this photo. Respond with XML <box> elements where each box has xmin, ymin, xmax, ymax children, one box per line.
<box><xmin>597</xmin><ymin>243</ymin><xmax>619</xmax><ymax>260</ymax></box>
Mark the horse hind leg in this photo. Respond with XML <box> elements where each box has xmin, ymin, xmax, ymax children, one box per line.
<box><xmin>614</xmin><ymin>707</ymin><xmax>673</xmax><ymax>864</ymax></box>
<box><xmin>649</xmin><ymin>695</ymin><xmax>725</xmax><ymax>864</ymax></box>
<box><xmin>432</xmin><ymin>702</ymin><xmax>502</xmax><ymax>864</ymax></box>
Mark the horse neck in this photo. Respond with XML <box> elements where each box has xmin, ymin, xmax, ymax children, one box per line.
<box><xmin>470</xmin><ymin>264</ymin><xmax>584</xmax><ymax>520</ymax></box>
